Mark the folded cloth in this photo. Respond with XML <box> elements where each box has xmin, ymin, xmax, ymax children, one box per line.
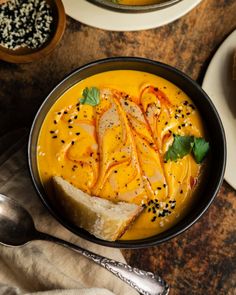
<box><xmin>0</xmin><ymin>139</ymin><xmax>138</xmax><ymax>295</ymax></box>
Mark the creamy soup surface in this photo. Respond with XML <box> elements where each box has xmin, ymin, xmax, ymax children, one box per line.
<box><xmin>37</xmin><ymin>70</ymin><xmax>206</xmax><ymax>240</ymax></box>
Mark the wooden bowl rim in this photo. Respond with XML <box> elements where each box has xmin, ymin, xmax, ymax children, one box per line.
<box><xmin>0</xmin><ymin>0</ymin><xmax>66</xmax><ymax>63</ymax></box>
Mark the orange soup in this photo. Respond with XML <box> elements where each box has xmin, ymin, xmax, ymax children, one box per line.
<box><xmin>37</xmin><ymin>70</ymin><xmax>207</xmax><ymax>240</ymax></box>
<box><xmin>110</xmin><ymin>0</ymin><xmax>165</xmax><ymax>5</ymax></box>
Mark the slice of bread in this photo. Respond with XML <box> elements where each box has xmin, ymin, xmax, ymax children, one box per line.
<box><xmin>52</xmin><ymin>176</ymin><xmax>143</xmax><ymax>241</ymax></box>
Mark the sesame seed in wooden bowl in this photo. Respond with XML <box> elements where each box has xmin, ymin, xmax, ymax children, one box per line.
<box><xmin>0</xmin><ymin>0</ymin><xmax>66</xmax><ymax>63</ymax></box>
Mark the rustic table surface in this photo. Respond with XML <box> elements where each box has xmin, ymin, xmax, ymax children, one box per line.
<box><xmin>0</xmin><ymin>0</ymin><xmax>236</xmax><ymax>294</ymax></box>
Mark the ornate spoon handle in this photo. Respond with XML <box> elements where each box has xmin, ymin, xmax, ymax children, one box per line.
<box><xmin>36</xmin><ymin>231</ymin><xmax>169</xmax><ymax>295</ymax></box>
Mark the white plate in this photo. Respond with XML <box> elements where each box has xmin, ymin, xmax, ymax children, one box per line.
<box><xmin>62</xmin><ymin>0</ymin><xmax>202</xmax><ymax>31</ymax></box>
<box><xmin>203</xmin><ymin>30</ymin><xmax>236</xmax><ymax>190</ymax></box>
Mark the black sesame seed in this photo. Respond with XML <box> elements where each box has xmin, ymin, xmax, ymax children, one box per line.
<box><xmin>52</xmin><ymin>135</ymin><xmax>57</xmax><ymax>139</ymax></box>
<box><xmin>53</xmin><ymin>120</ymin><xmax>57</xmax><ymax>124</ymax></box>
<box><xmin>68</xmin><ymin>126</ymin><xmax>73</xmax><ymax>129</ymax></box>
<box><xmin>50</xmin><ymin>130</ymin><xmax>54</xmax><ymax>134</ymax></box>
<box><xmin>76</xmin><ymin>132</ymin><xmax>80</xmax><ymax>135</ymax></box>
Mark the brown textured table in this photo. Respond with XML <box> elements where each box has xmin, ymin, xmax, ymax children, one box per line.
<box><xmin>0</xmin><ymin>0</ymin><xmax>236</xmax><ymax>294</ymax></box>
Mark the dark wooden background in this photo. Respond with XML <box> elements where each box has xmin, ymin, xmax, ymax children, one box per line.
<box><xmin>0</xmin><ymin>0</ymin><xmax>236</xmax><ymax>294</ymax></box>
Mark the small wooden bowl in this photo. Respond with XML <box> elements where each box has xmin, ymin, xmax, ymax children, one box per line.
<box><xmin>0</xmin><ymin>0</ymin><xmax>66</xmax><ymax>63</ymax></box>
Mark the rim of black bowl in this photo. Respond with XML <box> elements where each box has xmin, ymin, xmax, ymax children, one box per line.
<box><xmin>87</xmin><ymin>0</ymin><xmax>182</xmax><ymax>13</ymax></box>
<box><xmin>28</xmin><ymin>57</ymin><xmax>226</xmax><ymax>249</ymax></box>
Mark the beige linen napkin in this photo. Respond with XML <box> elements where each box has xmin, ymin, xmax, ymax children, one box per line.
<box><xmin>0</xmin><ymin>137</ymin><xmax>138</xmax><ymax>295</ymax></box>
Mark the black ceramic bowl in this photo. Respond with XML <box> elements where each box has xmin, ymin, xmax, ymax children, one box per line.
<box><xmin>28</xmin><ymin>57</ymin><xmax>226</xmax><ymax>249</ymax></box>
<box><xmin>88</xmin><ymin>0</ymin><xmax>182</xmax><ymax>13</ymax></box>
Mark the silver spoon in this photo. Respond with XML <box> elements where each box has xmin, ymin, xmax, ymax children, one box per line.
<box><xmin>0</xmin><ymin>194</ymin><xmax>169</xmax><ymax>295</ymax></box>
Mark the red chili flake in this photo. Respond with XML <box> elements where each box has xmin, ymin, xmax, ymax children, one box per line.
<box><xmin>190</xmin><ymin>176</ymin><xmax>198</xmax><ymax>188</ymax></box>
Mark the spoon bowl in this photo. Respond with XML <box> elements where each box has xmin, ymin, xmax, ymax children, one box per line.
<box><xmin>0</xmin><ymin>194</ymin><xmax>36</xmax><ymax>246</ymax></box>
<box><xmin>0</xmin><ymin>193</ymin><xmax>169</xmax><ymax>295</ymax></box>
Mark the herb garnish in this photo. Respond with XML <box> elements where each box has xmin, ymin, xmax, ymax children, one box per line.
<box><xmin>192</xmin><ymin>137</ymin><xmax>210</xmax><ymax>164</ymax></box>
<box><xmin>80</xmin><ymin>87</ymin><xmax>100</xmax><ymax>106</ymax></box>
<box><xmin>165</xmin><ymin>135</ymin><xmax>209</xmax><ymax>164</ymax></box>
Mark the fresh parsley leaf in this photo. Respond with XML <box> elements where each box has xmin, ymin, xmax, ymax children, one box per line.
<box><xmin>165</xmin><ymin>135</ymin><xmax>193</xmax><ymax>162</ymax></box>
<box><xmin>165</xmin><ymin>134</ymin><xmax>209</xmax><ymax>164</ymax></box>
<box><xmin>80</xmin><ymin>87</ymin><xmax>100</xmax><ymax>106</ymax></box>
<box><xmin>192</xmin><ymin>137</ymin><xmax>210</xmax><ymax>164</ymax></box>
